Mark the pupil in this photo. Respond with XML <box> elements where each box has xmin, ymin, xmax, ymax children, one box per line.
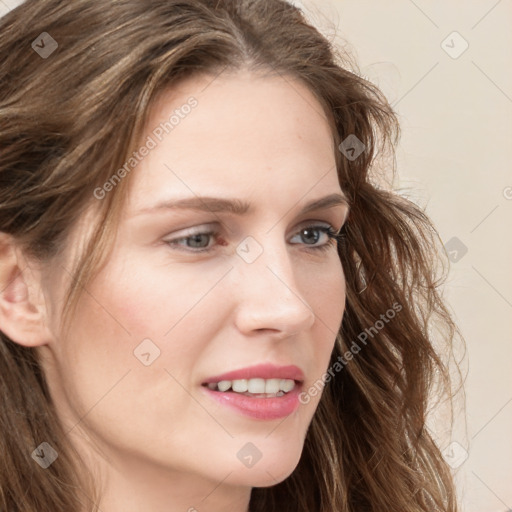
<box><xmin>189</xmin><ymin>234</ymin><xmax>209</xmax><ymax>248</ymax></box>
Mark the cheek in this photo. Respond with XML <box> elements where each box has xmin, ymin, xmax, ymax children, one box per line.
<box><xmin>57</xmin><ymin>252</ymin><xmax>231</xmax><ymax>399</ymax></box>
<box><xmin>308</xmin><ymin>257</ymin><xmax>345</xmax><ymax>331</ymax></box>
<box><xmin>101</xmin><ymin>252</ymin><xmax>231</xmax><ymax>340</ymax></box>
<box><xmin>56</xmin><ymin>288</ymin><xmax>134</xmax><ymax>383</ymax></box>
<box><xmin>51</xmin><ymin>253</ymin><xmax>159</xmax><ymax>391</ymax></box>
<box><xmin>304</xmin><ymin>259</ymin><xmax>345</xmax><ymax>372</ymax></box>
<box><xmin>49</xmin><ymin>259</ymin><xmax>209</xmax><ymax>454</ymax></box>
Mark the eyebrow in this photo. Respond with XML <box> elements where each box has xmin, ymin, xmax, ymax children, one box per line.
<box><xmin>135</xmin><ymin>192</ymin><xmax>350</xmax><ymax>217</ymax></box>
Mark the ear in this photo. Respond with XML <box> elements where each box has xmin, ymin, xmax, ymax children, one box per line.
<box><xmin>0</xmin><ymin>233</ymin><xmax>53</xmax><ymax>347</ymax></box>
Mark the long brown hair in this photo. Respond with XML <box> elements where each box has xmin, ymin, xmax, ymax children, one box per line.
<box><xmin>0</xmin><ymin>0</ymin><xmax>463</xmax><ymax>510</ymax></box>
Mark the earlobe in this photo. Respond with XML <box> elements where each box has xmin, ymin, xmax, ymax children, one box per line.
<box><xmin>0</xmin><ymin>233</ymin><xmax>52</xmax><ymax>347</ymax></box>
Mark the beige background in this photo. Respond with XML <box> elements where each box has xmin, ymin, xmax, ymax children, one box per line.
<box><xmin>1</xmin><ymin>0</ymin><xmax>511</xmax><ymax>511</ymax></box>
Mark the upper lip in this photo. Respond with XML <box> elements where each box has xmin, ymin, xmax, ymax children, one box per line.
<box><xmin>202</xmin><ymin>363</ymin><xmax>305</xmax><ymax>384</ymax></box>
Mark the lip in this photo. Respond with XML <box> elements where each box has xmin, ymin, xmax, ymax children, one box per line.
<box><xmin>201</xmin><ymin>363</ymin><xmax>305</xmax><ymax>385</ymax></box>
<box><xmin>201</xmin><ymin>383</ymin><xmax>303</xmax><ymax>420</ymax></box>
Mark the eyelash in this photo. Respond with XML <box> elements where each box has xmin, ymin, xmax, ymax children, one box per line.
<box><xmin>164</xmin><ymin>224</ymin><xmax>346</xmax><ymax>254</ymax></box>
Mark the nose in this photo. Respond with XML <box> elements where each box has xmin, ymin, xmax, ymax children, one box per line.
<box><xmin>232</xmin><ymin>235</ymin><xmax>316</xmax><ymax>339</ymax></box>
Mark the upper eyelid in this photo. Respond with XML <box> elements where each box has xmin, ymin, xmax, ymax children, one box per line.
<box><xmin>169</xmin><ymin>214</ymin><xmax>345</xmax><ymax>234</ymax></box>
<box><xmin>166</xmin><ymin>219</ymin><xmax>340</xmax><ymax>239</ymax></box>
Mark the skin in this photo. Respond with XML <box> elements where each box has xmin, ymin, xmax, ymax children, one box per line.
<box><xmin>0</xmin><ymin>69</ymin><xmax>349</xmax><ymax>512</ymax></box>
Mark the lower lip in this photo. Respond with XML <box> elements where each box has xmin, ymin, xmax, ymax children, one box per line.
<box><xmin>201</xmin><ymin>384</ymin><xmax>302</xmax><ymax>420</ymax></box>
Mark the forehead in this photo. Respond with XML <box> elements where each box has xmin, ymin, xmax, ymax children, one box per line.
<box><xmin>127</xmin><ymin>70</ymin><xmax>339</xmax><ymax>208</ymax></box>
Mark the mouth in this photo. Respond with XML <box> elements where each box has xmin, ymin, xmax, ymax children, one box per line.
<box><xmin>201</xmin><ymin>377</ymin><xmax>301</xmax><ymax>398</ymax></box>
<box><xmin>201</xmin><ymin>378</ymin><xmax>303</xmax><ymax>421</ymax></box>
<box><xmin>200</xmin><ymin>364</ymin><xmax>305</xmax><ymax>420</ymax></box>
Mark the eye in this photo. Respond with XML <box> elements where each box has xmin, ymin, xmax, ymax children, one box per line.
<box><xmin>168</xmin><ymin>230</ymin><xmax>218</xmax><ymax>251</ymax></box>
<box><xmin>289</xmin><ymin>225</ymin><xmax>344</xmax><ymax>252</ymax></box>
<box><xmin>163</xmin><ymin>224</ymin><xmax>346</xmax><ymax>253</ymax></box>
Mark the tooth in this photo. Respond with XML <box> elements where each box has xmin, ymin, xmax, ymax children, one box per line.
<box><xmin>247</xmin><ymin>378</ymin><xmax>266</xmax><ymax>394</ymax></box>
<box><xmin>213</xmin><ymin>377</ymin><xmax>297</xmax><ymax>394</ymax></box>
<box><xmin>280</xmin><ymin>379</ymin><xmax>295</xmax><ymax>392</ymax></box>
<box><xmin>217</xmin><ymin>380</ymin><xmax>232</xmax><ymax>392</ymax></box>
<box><xmin>264</xmin><ymin>378</ymin><xmax>281</xmax><ymax>394</ymax></box>
<box><xmin>232</xmin><ymin>379</ymin><xmax>248</xmax><ymax>392</ymax></box>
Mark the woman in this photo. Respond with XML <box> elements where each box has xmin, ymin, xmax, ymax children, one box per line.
<box><xmin>0</xmin><ymin>0</ymin><xmax>462</xmax><ymax>511</ymax></box>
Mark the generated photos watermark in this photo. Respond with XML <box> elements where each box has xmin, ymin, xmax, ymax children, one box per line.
<box><xmin>93</xmin><ymin>96</ymin><xmax>198</xmax><ymax>200</ymax></box>
<box><xmin>299</xmin><ymin>301</ymin><xmax>403</xmax><ymax>404</ymax></box>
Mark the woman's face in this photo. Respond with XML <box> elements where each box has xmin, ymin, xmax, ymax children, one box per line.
<box><xmin>39</xmin><ymin>70</ymin><xmax>348</xmax><ymax>499</ymax></box>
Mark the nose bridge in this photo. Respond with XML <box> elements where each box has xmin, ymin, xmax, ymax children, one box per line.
<box><xmin>233</xmin><ymin>231</ymin><xmax>316</xmax><ymax>335</ymax></box>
